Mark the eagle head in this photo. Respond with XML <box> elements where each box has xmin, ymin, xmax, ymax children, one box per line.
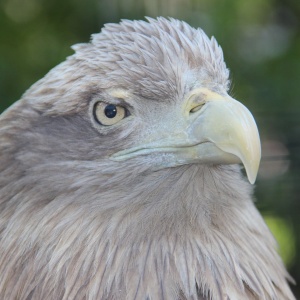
<box><xmin>0</xmin><ymin>17</ymin><xmax>294</xmax><ymax>300</ymax></box>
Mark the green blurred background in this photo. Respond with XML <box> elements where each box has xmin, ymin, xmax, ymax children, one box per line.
<box><xmin>0</xmin><ymin>0</ymin><xmax>299</xmax><ymax>296</ymax></box>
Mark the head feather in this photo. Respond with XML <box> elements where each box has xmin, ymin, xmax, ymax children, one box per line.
<box><xmin>0</xmin><ymin>17</ymin><xmax>295</xmax><ymax>300</ymax></box>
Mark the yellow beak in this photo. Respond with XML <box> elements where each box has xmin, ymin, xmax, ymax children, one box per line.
<box><xmin>111</xmin><ymin>88</ymin><xmax>261</xmax><ymax>184</ymax></box>
<box><xmin>187</xmin><ymin>89</ymin><xmax>261</xmax><ymax>184</ymax></box>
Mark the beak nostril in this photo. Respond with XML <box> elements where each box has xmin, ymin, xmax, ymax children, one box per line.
<box><xmin>190</xmin><ymin>103</ymin><xmax>205</xmax><ymax>114</ymax></box>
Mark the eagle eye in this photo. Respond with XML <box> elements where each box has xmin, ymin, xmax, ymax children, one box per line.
<box><xmin>94</xmin><ymin>102</ymin><xmax>126</xmax><ymax>126</ymax></box>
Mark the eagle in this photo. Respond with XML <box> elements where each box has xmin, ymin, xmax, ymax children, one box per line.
<box><xmin>0</xmin><ymin>17</ymin><xmax>295</xmax><ymax>299</ymax></box>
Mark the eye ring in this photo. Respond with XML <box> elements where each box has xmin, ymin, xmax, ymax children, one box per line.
<box><xmin>94</xmin><ymin>102</ymin><xmax>126</xmax><ymax>126</ymax></box>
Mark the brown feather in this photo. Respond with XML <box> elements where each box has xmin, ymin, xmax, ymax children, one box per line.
<box><xmin>0</xmin><ymin>17</ymin><xmax>295</xmax><ymax>299</ymax></box>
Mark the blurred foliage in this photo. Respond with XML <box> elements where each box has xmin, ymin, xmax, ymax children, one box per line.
<box><xmin>0</xmin><ymin>0</ymin><xmax>300</xmax><ymax>296</ymax></box>
<box><xmin>264</xmin><ymin>215</ymin><xmax>296</xmax><ymax>268</ymax></box>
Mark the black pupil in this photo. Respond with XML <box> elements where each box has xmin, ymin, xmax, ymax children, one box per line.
<box><xmin>104</xmin><ymin>104</ymin><xmax>117</xmax><ymax>118</ymax></box>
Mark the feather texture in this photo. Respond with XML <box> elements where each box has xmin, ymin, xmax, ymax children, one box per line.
<box><xmin>0</xmin><ymin>17</ymin><xmax>295</xmax><ymax>299</ymax></box>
